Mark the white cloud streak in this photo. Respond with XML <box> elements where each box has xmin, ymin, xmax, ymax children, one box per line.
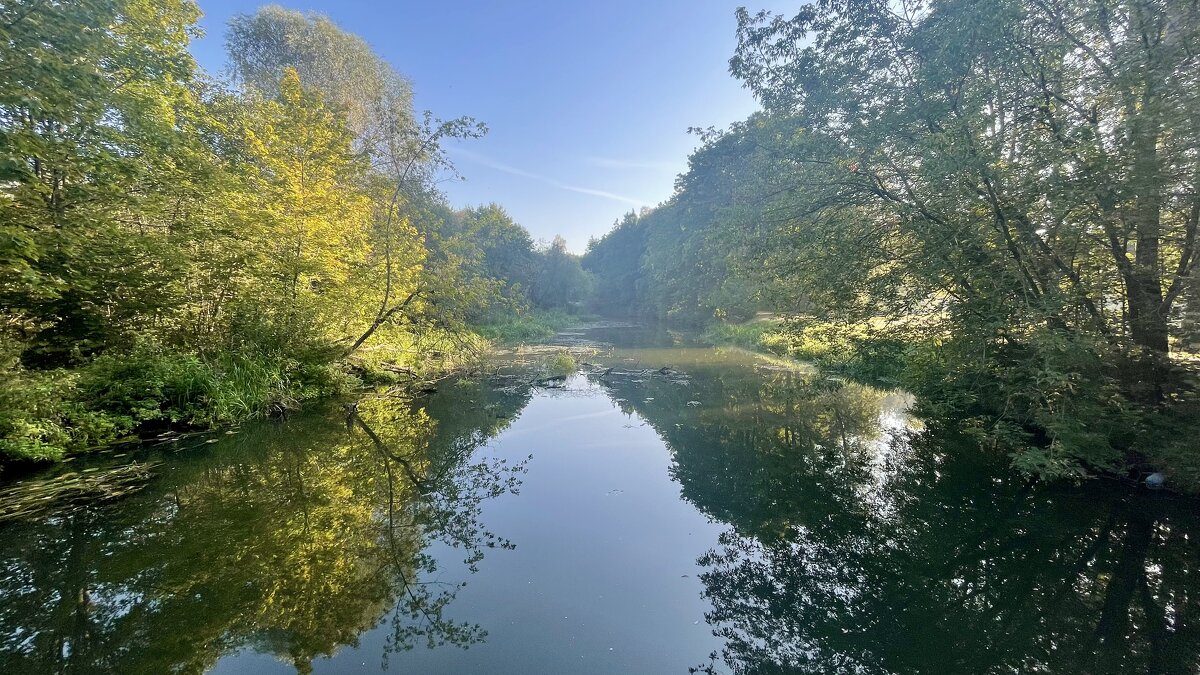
<box><xmin>585</xmin><ymin>156</ymin><xmax>681</xmax><ymax>172</ymax></box>
<box><xmin>451</xmin><ymin>148</ymin><xmax>649</xmax><ymax>207</ymax></box>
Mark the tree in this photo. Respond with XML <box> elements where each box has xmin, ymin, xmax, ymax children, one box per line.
<box><xmin>0</xmin><ymin>0</ymin><xmax>207</xmax><ymax>363</ymax></box>
<box><xmin>531</xmin><ymin>236</ymin><xmax>592</xmax><ymax>310</ymax></box>
<box><xmin>732</xmin><ymin>0</ymin><xmax>1200</xmax><ymax>364</ymax></box>
<box><xmin>225</xmin><ymin>6</ymin><xmax>489</xmax><ymax>357</ymax></box>
<box><xmin>231</xmin><ymin>68</ymin><xmax>375</xmax><ymax>354</ymax></box>
<box><xmin>723</xmin><ymin>0</ymin><xmax>1200</xmax><ymax>475</ymax></box>
<box><xmin>226</xmin><ymin>4</ymin><xmax>414</xmax><ymax>152</ymax></box>
<box><xmin>583</xmin><ymin>210</ymin><xmax>648</xmax><ymax>316</ymax></box>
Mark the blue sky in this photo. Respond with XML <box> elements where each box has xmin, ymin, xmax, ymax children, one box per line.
<box><xmin>189</xmin><ymin>1</ymin><xmax>800</xmax><ymax>252</ymax></box>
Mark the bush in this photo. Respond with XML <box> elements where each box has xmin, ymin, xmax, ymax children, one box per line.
<box><xmin>0</xmin><ymin>364</ymin><xmax>81</xmax><ymax>463</ymax></box>
<box><xmin>899</xmin><ymin>326</ymin><xmax>1131</xmax><ymax>481</ymax></box>
<box><xmin>546</xmin><ymin>351</ymin><xmax>577</xmax><ymax>376</ymax></box>
<box><xmin>79</xmin><ymin>347</ymin><xmax>356</xmax><ymax>427</ymax></box>
<box><xmin>0</xmin><ymin>340</ymin><xmax>359</xmax><ymax>469</ymax></box>
<box><xmin>0</xmin><ymin>337</ymin><xmax>136</xmax><ymax>465</ymax></box>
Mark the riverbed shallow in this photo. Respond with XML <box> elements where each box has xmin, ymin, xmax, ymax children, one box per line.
<box><xmin>1</xmin><ymin>325</ymin><xmax>1198</xmax><ymax>674</ymax></box>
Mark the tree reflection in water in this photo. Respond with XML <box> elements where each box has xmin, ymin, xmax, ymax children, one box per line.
<box><xmin>0</xmin><ymin>379</ymin><xmax>530</xmax><ymax>674</ymax></box>
<box><xmin>3</xmin><ymin>348</ymin><xmax>1199</xmax><ymax>674</ymax></box>
<box><xmin>595</xmin><ymin>361</ymin><xmax>1200</xmax><ymax>675</ymax></box>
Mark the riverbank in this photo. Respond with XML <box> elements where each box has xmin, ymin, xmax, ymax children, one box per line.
<box><xmin>702</xmin><ymin>316</ymin><xmax>1200</xmax><ymax>494</ymax></box>
<box><xmin>472</xmin><ymin>309</ymin><xmax>590</xmax><ymax>346</ymax></box>
<box><xmin>0</xmin><ymin>328</ymin><xmax>481</xmax><ymax>478</ymax></box>
<box><xmin>0</xmin><ymin>312</ymin><xmax>598</xmax><ymax>479</ymax></box>
<box><xmin>7</xmin><ymin>322</ymin><xmax>1196</xmax><ymax>674</ymax></box>
<box><xmin>701</xmin><ymin>317</ymin><xmax>908</xmax><ymax>386</ymax></box>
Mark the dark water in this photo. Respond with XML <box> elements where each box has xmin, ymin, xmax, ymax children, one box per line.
<box><xmin>1</xmin><ymin>326</ymin><xmax>1198</xmax><ymax>674</ymax></box>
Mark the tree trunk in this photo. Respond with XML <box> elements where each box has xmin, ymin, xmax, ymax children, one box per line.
<box><xmin>1128</xmin><ymin>271</ymin><xmax>1169</xmax><ymax>355</ymax></box>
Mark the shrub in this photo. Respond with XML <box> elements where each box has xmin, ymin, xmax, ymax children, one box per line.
<box><xmin>546</xmin><ymin>351</ymin><xmax>577</xmax><ymax>376</ymax></box>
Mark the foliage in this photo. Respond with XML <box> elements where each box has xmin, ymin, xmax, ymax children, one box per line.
<box><xmin>725</xmin><ymin>0</ymin><xmax>1200</xmax><ymax>476</ymax></box>
<box><xmin>0</xmin><ymin>349</ymin><xmax>84</xmax><ymax>464</ymax></box>
<box><xmin>583</xmin><ymin>0</ymin><xmax>1200</xmax><ymax>482</ymax></box>
<box><xmin>582</xmin><ymin>123</ymin><xmax>776</xmax><ymax>325</ymax></box>
<box><xmin>473</xmin><ymin>309</ymin><xmax>577</xmax><ymax>346</ymax></box>
<box><xmin>226</xmin><ymin>3</ymin><xmax>414</xmax><ymax>146</ymax></box>
<box><xmin>0</xmin><ymin>0</ymin><xmax>207</xmax><ymax>363</ymax></box>
<box><xmin>583</xmin><ymin>210</ymin><xmax>648</xmax><ymax>316</ymax></box>
<box><xmin>0</xmin><ymin>1</ymin><xmax>575</xmax><ymax>469</ymax></box>
<box><xmin>530</xmin><ymin>236</ymin><xmax>593</xmax><ymax>311</ymax></box>
<box><xmin>545</xmin><ymin>351</ymin><xmax>577</xmax><ymax>377</ymax></box>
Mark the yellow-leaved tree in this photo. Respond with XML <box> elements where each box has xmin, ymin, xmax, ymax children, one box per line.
<box><xmin>234</xmin><ymin>68</ymin><xmax>377</xmax><ymax>354</ymax></box>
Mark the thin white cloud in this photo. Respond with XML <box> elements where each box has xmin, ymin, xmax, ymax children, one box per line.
<box><xmin>558</xmin><ymin>184</ymin><xmax>649</xmax><ymax>205</ymax></box>
<box><xmin>586</xmin><ymin>156</ymin><xmax>681</xmax><ymax>172</ymax></box>
<box><xmin>451</xmin><ymin>148</ymin><xmax>649</xmax><ymax>207</ymax></box>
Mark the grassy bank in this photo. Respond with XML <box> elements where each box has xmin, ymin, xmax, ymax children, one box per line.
<box><xmin>0</xmin><ymin>310</ymin><xmax>588</xmax><ymax>476</ymax></box>
<box><xmin>0</xmin><ymin>327</ymin><xmax>489</xmax><ymax>476</ymax></box>
<box><xmin>472</xmin><ymin>309</ymin><xmax>581</xmax><ymax>346</ymax></box>
<box><xmin>0</xmin><ymin>346</ymin><xmax>353</xmax><ymax>470</ymax></box>
<box><xmin>702</xmin><ymin>318</ymin><xmax>909</xmax><ymax>385</ymax></box>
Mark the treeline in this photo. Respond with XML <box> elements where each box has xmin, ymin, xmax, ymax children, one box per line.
<box><xmin>584</xmin><ymin>0</ymin><xmax>1200</xmax><ymax>485</ymax></box>
<box><xmin>0</xmin><ymin>1</ymin><xmax>583</xmax><ymax>468</ymax></box>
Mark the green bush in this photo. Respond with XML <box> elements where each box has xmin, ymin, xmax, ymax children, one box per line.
<box><xmin>0</xmin><ymin>364</ymin><xmax>80</xmax><ymax>463</ymax></box>
<box><xmin>79</xmin><ymin>348</ymin><xmax>356</xmax><ymax>428</ymax></box>
<box><xmin>0</xmin><ymin>337</ymin><xmax>137</xmax><ymax>464</ymax></box>
<box><xmin>899</xmin><ymin>326</ymin><xmax>1131</xmax><ymax>481</ymax></box>
<box><xmin>0</xmin><ymin>341</ymin><xmax>358</xmax><ymax>468</ymax></box>
<box><xmin>546</xmin><ymin>351</ymin><xmax>577</xmax><ymax>376</ymax></box>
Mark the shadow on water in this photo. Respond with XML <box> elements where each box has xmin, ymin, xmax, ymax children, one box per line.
<box><xmin>1</xmin><ymin>325</ymin><xmax>1199</xmax><ymax>674</ymax></box>
<box><xmin>586</xmin><ymin>344</ymin><xmax>1200</xmax><ymax>675</ymax></box>
<box><xmin>0</xmin><ymin>378</ymin><xmax>531</xmax><ymax>675</ymax></box>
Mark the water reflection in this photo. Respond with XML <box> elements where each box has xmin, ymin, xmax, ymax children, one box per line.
<box><xmin>0</xmin><ymin>379</ymin><xmax>530</xmax><ymax>674</ymax></box>
<box><xmin>1</xmin><ymin>330</ymin><xmax>1199</xmax><ymax>674</ymax></box>
<box><xmin>590</xmin><ymin>356</ymin><xmax>1200</xmax><ymax>675</ymax></box>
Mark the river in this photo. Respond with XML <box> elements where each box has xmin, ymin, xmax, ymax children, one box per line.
<box><xmin>1</xmin><ymin>324</ymin><xmax>1197</xmax><ymax>674</ymax></box>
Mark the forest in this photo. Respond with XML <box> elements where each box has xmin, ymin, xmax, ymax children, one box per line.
<box><xmin>3</xmin><ymin>0</ymin><xmax>1200</xmax><ymax>491</ymax></box>
<box><xmin>0</xmin><ymin>2</ymin><xmax>592</xmax><ymax>470</ymax></box>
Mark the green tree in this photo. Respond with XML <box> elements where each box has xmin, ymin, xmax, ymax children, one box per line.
<box><xmin>531</xmin><ymin>236</ymin><xmax>592</xmax><ymax>311</ymax></box>
<box><xmin>225</xmin><ymin>6</ymin><xmax>492</xmax><ymax>358</ymax></box>
<box><xmin>724</xmin><ymin>0</ymin><xmax>1200</xmax><ymax>476</ymax></box>
<box><xmin>231</xmin><ymin>67</ymin><xmax>375</xmax><ymax>354</ymax></box>
<box><xmin>0</xmin><ymin>0</ymin><xmax>207</xmax><ymax>363</ymax></box>
<box><xmin>583</xmin><ymin>210</ymin><xmax>649</xmax><ymax>316</ymax></box>
<box><xmin>226</xmin><ymin>4</ymin><xmax>414</xmax><ymax>151</ymax></box>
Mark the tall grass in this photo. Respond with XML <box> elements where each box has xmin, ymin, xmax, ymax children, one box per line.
<box><xmin>703</xmin><ymin>318</ymin><xmax>909</xmax><ymax>385</ymax></box>
<box><xmin>473</xmin><ymin>309</ymin><xmax>578</xmax><ymax>345</ymax></box>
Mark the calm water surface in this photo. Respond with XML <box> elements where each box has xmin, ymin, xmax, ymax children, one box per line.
<box><xmin>1</xmin><ymin>326</ymin><xmax>1198</xmax><ymax>674</ymax></box>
